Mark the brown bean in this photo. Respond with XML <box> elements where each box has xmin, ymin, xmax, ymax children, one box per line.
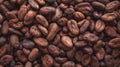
<box><xmin>33</xmin><ymin>37</ymin><xmax>48</xmax><ymax>47</ymax></box>
<box><xmin>42</xmin><ymin>54</ymin><xmax>54</xmax><ymax>67</ymax></box>
<box><xmin>28</xmin><ymin>0</ymin><xmax>39</xmax><ymax>10</ymax></box>
<box><xmin>36</xmin><ymin>15</ymin><xmax>48</xmax><ymax>27</ymax></box>
<box><xmin>106</xmin><ymin>1</ymin><xmax>120</xmax><ymax>12</ymax></box>
<box><xmin>67</xmin><ymin>20</ymin><xmax>79</xmax><ymax>35</ymax></box>
<box><xmin>109</xmin><ymin>38</ymin><xmax>120</xmax><ymax>48</ymax></box>
<box><xmin>47</xmin><ymin>23</ymin><xmax>59</xmax><ymax>41</ymax></box>
<box><xmin>28</xmin><ymin>48</ymin><xmax>39</xmax><ymax>61</ymax></box>
<box><xmin>61</xmin><ymin>36</ymin><xmax>73</xmax><ymax>48</ymax></box>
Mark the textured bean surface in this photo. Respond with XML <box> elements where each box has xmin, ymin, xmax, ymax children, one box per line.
<box><xmin>0</xmin><ymin>0</ymin><xmax>120</xmax><ymax>67</ymax></box>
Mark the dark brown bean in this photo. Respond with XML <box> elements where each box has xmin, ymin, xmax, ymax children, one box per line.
<box><xmin>36</xmin><ymin>15</ymin><xmax>48</xmax><ymax>27</ymax></box>
<box><xmin>101</xmin><ymin>13</ymin><xmax>117</xmax><ymax>22</ymax></box>
<box><xmin>42</xmin><ymin>54</ymin><xmax>54</xmax><ymax>67</ymax></box>
<box><xmin>92</xmin><ymin>1</ymin><xmax>105</xmax><ymax>10</ymax></box>
<box><xmin>75</xmin><ymin>2</ymin><xmax>93</xmax><ymax>15</ymax></box>
<box><xmin>2</xmin><ymin>21</ymin><xmax>9</xmax><ymax>35</ymax></box>
<box><xmin>73</xmin><ymin>11</ymin><xmax>85</xmax><ymax>21</ymax></box>
<box><xmin>33</xmin><ymin>37</ymin><xmax>48</xmax><ymax>47</ymax></box>
<box><xmin>78</xmin><ymin>19</ymin><xmax>90</xmax><ymax>33</ymax></box>
<box><xmin>10</xmin><ymin>34</ymin><xmax>20</xmax><ymax>48</ymax></box>
<box><xmin>83</xmin><ymin>33</ymin><xmax>99</xmax><ymax>42</ymax></box>
<box><xmin>30</xmin><ymin>26</ymin><xmax>41</xmax><ymax>37</ymax></box>
<box><xmin>18</xmin><ymin>5</ymin><xmax>27</xmax><ymax>20</ymax></box>
<box><xmin>81</xmin><ymin>54</ymin><xmax>91</xmax><ymax>66</ymax></box>
<box><xmin>48</xmin><ymin>45</ymin><xmax>60</xmax><ymax>56</ymax></box>
<box><xmin>40</xmin><ymin>6</ymin><xmax>55</xmax><ymax>15</ymax></box>
<box><xmin>16</xmin><ymin>50</ymin><xmax>27</xmax><ymax>62</ymax></box>
<box><xmin>109</xmin><ymin>38</ymin><xmax>120</xmax><ymax>48</ymax></box>
<box><xmin>67</xmin><ymin>20</ymin><xmax>79</xmax><ymax>35</ymax></box>
<box><xmin>52</xmin><ymin>8</ymin><xmax>62</xmax><ymax>21</ymax></box>
<box><xmin>106</xmin><ymin>1</ymin><xmax>120</xmax><ymax>12</ymax></box>
<box><xmin>47</xmin><ymin>23</ymin><xmax>59</xmax><ymax>41</ymax></box>
<box><xmin>95</xmin><ymin>20</ymin><xmax>105</xmax><ymax>32</ymax></box>
<box><xmin>28</xmin><ymin>48</ymin><xmax>39</xmax><ymax>62</ymax></box>
<box><xmin>61</xmin><ymin>36</ymin><xmax>73</xmax><ymax>48</ymax></box>
<box><xmin>28</xmin><ymin>0</ymin><xmax>39</xmax><ymax>10</ymax></box>
<box><xmin>0</xmin><ymin>55</ymin><xmax>13</xmax><ymax>65</ymax></box>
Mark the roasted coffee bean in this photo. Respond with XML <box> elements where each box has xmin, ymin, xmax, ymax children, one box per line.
<box><xmin>105</xmin><ymin>55</ymin><xmax>114</xmax><ymax>67</ymax></box>
<box><xmin>28</xmin><ymin>48</ymin><xmax>39</xmax><ymax>61</ymax></box>
<box><xmin>89</xmin><ymin>20</ymin><xmax>95</xmax><ymax>31</ymax></box>
<box><xmin>22</xmin><ymin>39</ymin><xmax>35</xmax><ymax>49</ymax></box>
<box><xmin>42</xmin><ymin>54</ymin><xmax>53</xmax><ymax>67</ymax></box>
<box><xmin>10</xmin><ymin>34</ymin><xmax>20</xmax><ymax>48</ymax></box>
<box><xmin>0</xmin><ymin>55</ymin><xmax>13</xmax><ymax>65</ymax></box>
<box><xmin>18</xmin><ymin>5</ymin><xmax>27</xmax><ymax>20</ymax></box>
<box><xmin>112</xmin><ymin>48</ymin><xmax>120</xmax><ymax>58</ymax></box>
<box><xmin>36</xmin><ymin>0</ymin><xmax>45</xmax><ymax>5</ymax></box>
<box><xmin>105</xmin><ymin>26</ymin><xmax>118</xmax><ymax>37</ymax></box>
<box><xmin>36</xmin><ymin>15</ymin><xmax>48</xmax><ymax>27</ymax></box>
<box><xmin>24</xmin><ymin>10</ymin><xmax>36</xmax><ymax>21</ymax></box>
<box><xmin>83</xmin><ymin>47</ymin><xmax>93</xmax><ymax>55</ymax></box>
<box><xmin>30</xmin><ymin>26</ymin><xmax>41</xmax><ymax>37</ymax></box>
<box><xmin>67</xmin><ymin>20</ymin><xmax>79</xmax><ymax>35</ymax></box>
<box><xmin>52</xmin><ymin>8</ymin><xmax>62</xmax><ymax>21</ymax></box>
<box><xmin>47</xmin><ymin>23</ymin><xmax>59</xmax><ymax>41</ymax></box>
<box><xmin>67</xmin><ymin>47</ymin><xmax>76</xmax><ymax>59</ymax></box>
<box><xmin>83</xmin><ymin>33</ymin><xmax>99</xmax><ymax>42</ymax></box>
<box><xmin>91</xmin><ymin>56</ymin><xmax>100</xmax><ymax>67</ymax></box>
<box><xmin>75</xmin><ymin>51</ymin><xmax>83</xmax><ymax>62</ymax></box>
<box><xmin>61</xmin><ymin>36</ymin><xmax>73</xmax><ymax>48</ymax></box>
<box><xmin>16</xmin><ymin>50</ymin><xmax>27</xmax><ymax>62</ymax></box>
<box><xmin>9</xmin><ymin>28</ymin><xmax>23</xmax><ymax>36</ymax></box>
<box><xmin>75</xmin><ymin>2</ymin><xmax>93</xmax><ymax>15</ymax></box>
<box><xmin>101</xmin><ymin>13</ymin><xmax>117</xmax><ymax>22</ymax></box>
<box><xmin>95</xmin><ymin>20</ymin><xmax>105</xmax><ymax>32</ymax></box>
<box><xmin>38</xmin><ymin>25</ymin><xmax>48</xmax><ymax>36</ymax></box>
<box><xmin>81</xmin><ymin>54</ymin><xmax>91</xmax><ymax>66</ymax></box>
<box><xmin>95</xmin><ymin>48</ymin><xmax>105</xmax><ymax>60</ymax></box>
<box><xmin>1</xmin><ymin>21</ymin><xmax>9</xmax><ymax>35</ymax></box>
<box><xmin>53</xmin><ymin>34</ymin><xmax>61</xmax><ymax>45</ymax></box>
<box><xmin>48</xmin><ymin>45</ymin><xmax>60</xmax><ymax>56</ymax></box>
<box><xmin>78</xmin><ymin>19</ymin><xmax>90</xmax><ymax>33</ymax></box>
<box><xmin>55</xmin><ymin>57</ymin><xmax>67</xmax><ymax>64</ymax></box>
<box><xmin>73</xmin><ymin>11</ymin><xmax>85</xmax><ymax>21</ymax></box>
<box><xmin>109</xmin><ymin>38</ymin><xmax>120</xmax><ymax>48</ymax></box>
<box><xmin>64</xmin><ymin>8</ymin><xmax>75</xmax><ymax>15</ymax></box>
<box><xmin>28</xmin><ymin>0</ymin><xmax>39</xmax><ymax>10</ymax></box>
<box><xmin>40</xmin><ymin>6</ymin><xmax>55</xmax><ymax>15</ymax></box>
<box><xmin>0</xmin><ymin>44</ymin><xmax>8</xmax><ymax>57</ymax></box>
<box><xmin>57</xmin><ymin>17</ymin><xmax>68</xmax><ymax>26</ymax></box>
<box><xmin>106</xmin><ymin>1</ymin><xmax>120</xmax><ymax>12</ymax></box>
<box><xmin>92</xmin><ymin>1</ymin><xmax>105</xmax><ymax>10</ymax></box>
<box><xmin>74</xmin><ymin>41</ymin><xmax>87</xmax><ymax>48</ymax></box>
<box><xmin>33</xmin><ymin>37</ymin><xmax>48</xmax><ymax>47</ymax></box>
